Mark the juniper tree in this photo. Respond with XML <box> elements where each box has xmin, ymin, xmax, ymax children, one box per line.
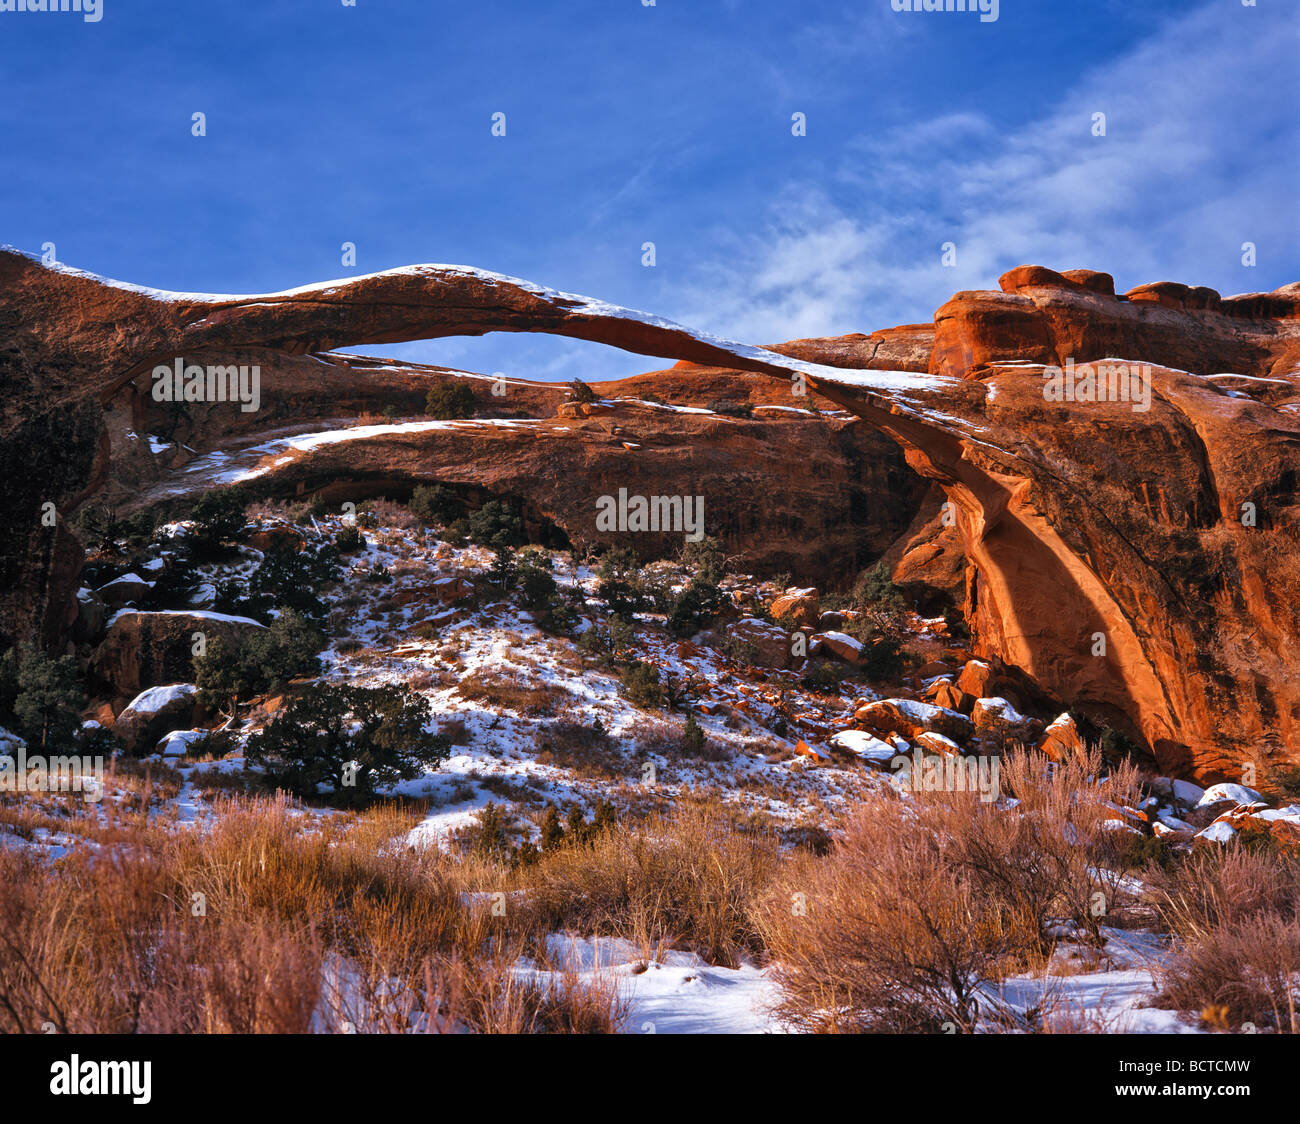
<box><xmin>245</xmin><ymin>681</ymin><xmax>449</xmax><ymax>805</ymax></box>
<box><xmin>13</xmin><ymin>643</ymin><xmax>84</xmax><ymax>751</ymax></box>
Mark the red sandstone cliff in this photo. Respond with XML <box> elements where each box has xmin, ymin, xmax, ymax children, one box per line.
<box><xmin>1</xmin><ymin>249</ymin><xmax>1296</xmax><ymax>778</ymax></box>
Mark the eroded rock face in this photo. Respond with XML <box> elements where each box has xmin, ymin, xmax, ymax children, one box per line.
<box><xmin>804</xmin><ymin>269</ymin><xmax>1300</xmax><ymax>780</ymax></box>
<box><xmin>90</xmin><ymin>610</ymin><xmax>265</xmax><ymax>707</ymax></box>
<box><xmin>0</xmin><ymin>250</ymin><xmax>931</xmax><ymax>649</ymax></box>
<box><xmin>128</xmin><ymin>389</ymin><xmax>925</xmax><ymax>588</ymax></box>
<box><xmin>2</xmin><ymin>249</ymin><xmax>1297</xmax><ymax>779</ymax></box>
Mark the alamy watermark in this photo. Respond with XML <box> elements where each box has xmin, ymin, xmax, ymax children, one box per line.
<box><xmin>890</xmin><ymin>0</ymin><xmax>998</xmax><ymax>24</ymax></box>
<box><xmin>1042</xmin><ymin>359</ymin><xmax>1152</xmax><ymax>413</ymax></box>
<box><xmin>595</xmin><ymin>488</ymin><xmax>705</xmax><ymax>542</ymax></box>
<box><xmin>891</xmin><ymin>749</ymin><xmax>1000</xmax><ymax>803</ymax></box>
<box><xmin>0</xmin><ymin>747</ymin><xmax>105</xmax><ymax>803</ymax></box>
<box><xmin>0</xmin><ymin>0</ymin><xmax>102</xmax><ymax>21</ymax></box>
<box><xmin>152</xmin><ymin>357</ymin><xmax>261</xmax><ymax>413</ymax></box>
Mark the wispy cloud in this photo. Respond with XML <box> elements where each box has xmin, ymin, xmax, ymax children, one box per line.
<box><xmin>672</xmin><ymin>1</ymin><xmax>1298</xmax><ymax>343</ymax></box>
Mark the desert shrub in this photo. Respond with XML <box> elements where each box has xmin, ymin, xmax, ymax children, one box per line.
<box><xmin>535</xmin><ymin>718</ymin><xmax>620</xmax><ymax>780</ymax></box>
<box><xmin>850</xmin><ymin>560</ymin><xmax>905</xmax><ymax>613</ymax></box>
<box><xmin>861</xmin><ymin>634</ymin><xmax>904</xmax><ymax>681</ymax></box>
<box><xmin>353</xmin><ymin>498</ymin><xmax>422</xmax><ymax>533</ymax></box>
<box><xmin>567</xmin><ymin>379</ymin><xmax>595</xmax><ymax>404</ymax></box>
<box><xmin>188</xmin><ymin>486</ymin><xmax>248</xmax><ymax>557</ymax></box>
<box><xmin>1109</xmin><ymin>829</ymin><xmax>1176</xmax><ymax>872</ymax></box>
<box><xmin>1144</xmin><ymin>847</ymin><xmax>1300</xmax><ymax>947</ymax></box>
<box><xmin>74</xmin><ymin>503</ymin><xmax>158</xmax><ymax>553</ymax></box>
<box><xmin>466</xmin><ymin>801</ymin><xmax>513</xmax><ymax>860</ymax></box>
<box><xmin>595</xmin><ymin>547</ymin><xmax>645</xmax><ymax>620</ymax></box>
<box><xmin>1144</xmin><ymin>848</ymin><xmax>1300</xmax><ymax>1032</ymax></box>
<box><xmin>576</xmin><ymin>620</ymin><xmax>634</xmax><ymax>665</ymax></box>
<box><xmin>756</xmin><ymin>748</ymin><xmax>1145</xmax><ymax>1031</ymax></box>
<box><xmin>682</xmin><ymin>710</ymin><xmax>707</xmax><ymax>756</ymax></box>
<box><xmin>246</xmin><ymin>681</ymin><xmax>450</xmax><ymax>804</ymax></box>
<box><xmin>619</xmin><ymin>661</ymin><xmax>663</xmax><ymax>710</ymax></box>
<box><xmin>575</xmin><ymin>625</ymin><xmax>611</xmax><ymax>661</ymax></box>
<box><xmin>1095</xmin><ymin>725</ymin><xmax>1140</xmax><ymax>761</ymax></box>
<box><xmin>800</xmin><ymin>660</ymin><xmax>845</xmax><ymax>693</ymax></box>
<box><xmin>424</xmin><ymin>380</ymin><xmax>477</xmax><ymax>420</ymax></box>
<box><xmin>717</xmin><ymin>633</ymin><xmax>758</xmax><ymax>667</ymax></box>
<box><xmin>679</xmin><ymin>536</ymin><xmax>727</xmax><ymax>583</ymax></box>
<box><xmin>563</xmin><ymin>801</ymin><xmax>617</xmax><ymax>848</ymax></box>
<box><xmin>195</xmin><ymin>608</ymin><xmax>324</xmax><ymax>712</ymax></box>
<box><xmin>711</xmin><ymin>400</ymin><xmax>753</xmax><ymax>418</ymax></box>
<box><xmin>516</xmin><ymin>552</ymin><xmax>557</xmax><ymax>610</ymax></box>
<box><xmin>985</xmin><ymin>750</ymin><xmax>1144</xmax><ymax>947</ymax></box>
<box><xmin>540</xmin><ymin>806</ymin><xmax>565</xmax><ymax>851</ymax></box>
<box><xmin>667</xmin><ymin>575</ymin><xmax>726</xmax><ymax>637</ymax></box>
<box><xmin>334</xmin><ymin>525</ymin><xmax>365</xmax><ymax>553</ymax></box>
<box><xmin>457</xmin><ymin>671</ymin><xmax>566</xmax><ymax>717</ymax></box>
<box><xmin>484</xmin><ymin>547</ymin><xmax>519</xmax><ymax>592</ymax></box>
<box><xmin>215</xmin><ymin>540</ymin><xmax>342</xmax><ymax>626</ymax></box>
<box><xmin>1165</xmin><ymin>918</ymin><xmax>1300</xmax><ymax>1034</ymax></box>
<box><xmin>409</xmin><ymin>484</ymin><xmax>464</xmax><ymax>527</ymax></box>
<box><xmin>141</xmin><ymin>552</ymin><xmax>200</xmax><ymax>611</ymax></box>
<box><xmin>464</xmin><ymin>500</ymin><xmax>525</xmax><ymax>551</ymax></box>
<box><xmin>522</xmin><ymin>801</ymin><xmax>778</xmax><ymax>966</ymax></box>
<box><xmin>844</xmin><ymin>616</ymin><xmax>906</xmax><ymax>681</ymax></box>
<box><xmin>755</xmin><ymin>799</ymin><xmax>1024</xmax><ymax>1032</ymax></box>
<box><xmin>0</xmin><ymin>795</ymin><xmax>624</xmax><ymax>1034</ymax></box>
<box><xmin>8</xmin><ymin>643</ymin><xmax>84</xmax><ymax>750</ymax></box>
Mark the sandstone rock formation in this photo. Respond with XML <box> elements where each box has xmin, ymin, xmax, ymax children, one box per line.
<box><xmin>2</xmin><ymin>248</ymin><xmax>1297</xmax><ymax>779</ymax></box>
<box><xmin>89</xmin><ymin>609</ymin><xmax>266</xmax><ymax>707</ymax></box>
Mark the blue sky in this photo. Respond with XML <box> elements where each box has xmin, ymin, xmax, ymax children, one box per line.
<box><xmin>2</xmin><ymin>0</ymin><xmax>1296</xmax><ymax>381</ymax></box>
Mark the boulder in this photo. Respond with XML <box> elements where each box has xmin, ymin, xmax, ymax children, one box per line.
<box><xmin>793</xmin><ymin>739</ymin><xmax>830</xmax><ymax>763</ymax></box>
<box><xmin>770</xmin><ymin>588</ymin><xmax>820</xmax><ymax>628</ymax></box>
<box><xmin>956</xmin><ymin>659</ymin><xmax>994</xmax><ymax>699</ymax></box>
<box><xmin>1270</xmin><ymin>818</ymin><xmax>1300</xmax><ymax>847</ymax></box>
<box><xmin>95</xmin><ymin>572</ymin><xmax>154</xmax><ymax>609</ymax></box>
<box><xmin>90</xmin><ymin>609</ymin><xmax>266</xmax><ymax>702</ymax></box>
<box><xmin>855</xmin><ymin>698</ymin><xmax>973</xmax><ymax>743</ymax></box>
<box><xmin>810</xmin><ymin>631</ymin><xmax>863</xmax><ymax>665</ymax></box>
<box><xmin>1037</xmin><ymin>712</ymin><xmax>1084</xmax><ymax>761</ymax></box>
<box><xmin>1196</xmin><ymin>782</ymin><xmax>1264</xmax><ymax>808</ymax></box>
<box><xmin>915</xmin><ymin>659</ymin><xmax>952</xmax><ymax>679</ymax></box>
<box><xmin>74</xmin><ymin>587</ymin><xmax>107</xmax><ymax>641</ymax></box>
<box><xmin>925</xmin><ymin>678</ymin><xmax>974</xmax><ymax>714</ymax></box>
<box><xmin>430</xmin><ymin>575</ymin><xmax>475</xmax><ymax>603</ymax></box>
<box><xmin>915</xmin><ymin>730</ymin><xmax>964</xmax><ymax>756</ymax></box>
<box><xmin>971</xmin><ymin>696</ymin><xmax>1039</xmax><ymax>737</ymax></box>
<box><xmin>114</xmin><ymin>684</ymin><xmax>203</xmax><ymax>753</ymax></box>
<box><xmin>725</xmin><ymin>618</ymin><xmax>790</xmax><ymax>669</ymax></box>
<box><xmin>830</xmin><ymin>729</ymin><xmax>897</xmax><ymax>763</ymax></box>
<box><xmin>154</xmin><ymin>729</ymin><xmax>212</xmax><ymax>758</ymax></box>
<box><xmin>1194</xmin><ymin>820</ymin><xmax>1238</xmax><ymax>846</ymax></box>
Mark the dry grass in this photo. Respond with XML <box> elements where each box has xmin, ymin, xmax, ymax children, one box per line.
<box><xmin>753</xmin><ymin>748</ymin><xmax>1145</xmax><ymax>1032</ymax></box>
<box><xmin>534</xmin><ymin>717</ymin><xmax>626</xmax><ymax>781</ymax></box>
<box><xmin>1144</xmin><ymin>847</ymin><xmax>1300</xmax><ymax>1032</ymax></box>
<box><xmin>362</xmin><ymin>499</ymin><xmax>423</xmax><ymax>532</ymax></box>
<box><xmin>0</xmin><ymin>795</ymin><xmax>624</xmax><ymax>1034</ymax></box>
<box><xmin>516</xmin><ymin>798</ymin><xmax>780</xmax><ymax>968</ymax></box>
<box><xmin>456</xmin><ymin>669</ymin><xmax>569</xmax><ymax>717</ymax></box>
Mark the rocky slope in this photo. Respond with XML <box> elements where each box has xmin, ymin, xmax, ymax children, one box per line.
<box><xmin>1</xmin><ymin>249</ymin><xmax>1296</xmax><ymax>778</ymax></box>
